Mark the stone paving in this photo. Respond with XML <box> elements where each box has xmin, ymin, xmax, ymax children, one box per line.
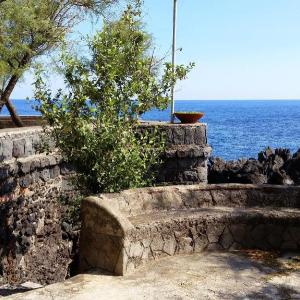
<box><xmin>3</xmin><ymin>251</ymin><xmax>300</xmax><ymax>300</ymax></box>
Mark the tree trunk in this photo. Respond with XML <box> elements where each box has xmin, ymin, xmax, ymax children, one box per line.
<box><xmin>0</xmin><ymin>53</ymin><xmax>31</xmax><ymax>127</ymax></box>
<box><xmin>0</xmin><ymin>74</ymin><xmax>24</xmax><ymax>127</ymax></box>
<box><xmin>5</xmin><ymin>99</ymin><xmax>24</xmax><ymax>127</ymax></box>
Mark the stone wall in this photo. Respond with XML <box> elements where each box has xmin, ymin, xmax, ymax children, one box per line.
<box><xmin>0</xmin><ymin>122</ymin><xmax>210</xmax><ymax>285</ymax></box>
<box><xmin>139</xmin><ymin>122</ymin><xmax>211</xmax><ymax>184</ymax></box>
<box><xmin>0</xmin><ymin>127</ymin><xmax>77</xmax><ymax>285</ymax></box>
<box><xmin>80</xmin><ymin>184</ymin><xmax>300</xmax><ymax>275</ymax></box>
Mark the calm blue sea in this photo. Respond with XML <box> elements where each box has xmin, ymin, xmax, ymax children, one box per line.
<box><xmin>2</xmin><ymin>99</ymin><xmax>300</xmax><ymax>160</ymax></box>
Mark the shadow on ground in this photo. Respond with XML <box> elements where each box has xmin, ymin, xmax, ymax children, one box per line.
<box><xmin>3</xmin><ymin>251</ymin><xmax>300</xmax><ymax>300</ymax></box>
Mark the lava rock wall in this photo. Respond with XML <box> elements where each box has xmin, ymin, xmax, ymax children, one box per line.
<box><xmin>0</xmin><ymin>128</ymin><xmax>76</xmax><ymax>285</ymax></box>
<box><xmin>139</xmin><ymin>122</ymin><xmax>211</xmax><ymax>184</ymax></box>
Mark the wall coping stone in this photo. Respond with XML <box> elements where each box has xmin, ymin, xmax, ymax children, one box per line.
<box><xmin>0</xmin><ymin>126</ymin><xmax>43</xmax><ymax>136</ymax></box>
<box><xmin>139</xmin><ymin>121</ymin><xmax>207</xmax><ymax>127</ymax></box>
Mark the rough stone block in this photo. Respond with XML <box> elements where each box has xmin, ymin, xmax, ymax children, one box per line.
<box><xmin>40</xmin><ymin>156</ymin><xmax>50</xmax><ymax>168</ymax></box>
<box><xmin>172</xmin><ymin>127</ymin><xmax>185</xmax><ymax>145</ymax></box>
<box><xmin>196</xmin><ymin>167</ymin><xmax>208</xmax><ymax>182</ymax></box>
<box><xmin>183</xmin><ymin>171</ymin><xmax>198</xmax><ymax>182</ymax></box>
<box><xmin>182</xmin><ymin>190</ymin><xmax>212</xmax><ymax>208</ymax></box>
<box><xmin>31</xmin><ymin>135</ymin><xmax>42</xmax><ymax>153</ymax></box>
<box><xmin>0</xmin><ymin>160</ymin><xmax>17</xmax><ymax>180</ymax></box>
<box><xmin>165</xmin><ymin>128</ymin><xmax>173</xmax><ymax>146</ymax></box>
<box><xmin>163</xmin><ymin>238</ymin><xmax>176</xmax><ymax>256</ymax></box>
<box><xmin>184</xmin><ymin>127</ymin><xmax>195</xmax><ymax>144</ymax></box>
<box><xmin>219</xmin><ymin>227</ymin><xmax>234</xmax><ymax>249</ymax></box>
<box><xmin>207</xmin><ymin>243</ymin><xmax>223</xmax><ymax>251</ymax></box>
<box><xmin>194</xmin><ymin>126</ymin><xmax>207</xmax><ymax>145</ymax></box>
<box><xmin>39</xmin><ymin>169</ymin><xmax>51</xmax><ymax>182</ymax></box>
<box><xmin>165</xmin><ymin>149</ymin><xmax>177</xmax><ymax>158</ymax></box>
<box><xmin>0</xmin><ymin>177</ymin><xmax>17</xmax><ymax>195</ymax></box>
<box><xmin>19</xmin><ymin>158</ymin><xmax>32</xmax><ymax>174</ymax></box>
<box><xmin>206</xmin><ymin>223</ymin><xmax>225</xmax><ymax>243</ymax></box>
<box><xmin>177</xmin><ymin>147</ymin><xmax>189</xmax><ymax>158</ymax></box>
<box><xmin>50</xmin><ymin>166</ymin><xmax>61</xmax><ymax>179</ymax></box>
<box><xmin>12</xmin><ymin>139</ymin><xmax>26</xmax><ymax>158</ymax></box>
<box><xmin>19</xmin><ymin>175</ymin><xmax>33</xmax><ymax>188</ymax></box>
<box><xmin>230</xmin><ymin>224</ymin><xmax>248</xmax><ymax>244</ymax></box>
<box><xmin>211</xmin><ymin>190</ymin><xmax>231</xmax><ymax>206</ymax></box>
<box><xmin>48</xmin><ymin>155</ymin><xmax>57</xmax><ymax>167</ymax></box>
<box><xmin>150</xmin><ymin>235</ymin><xmax>164</xmax><ymax>252</ymax></box>
<box><xmin>24</xmin><ymin>138</ymin><xmax>34</xmax><ymax>156</ymax></box>
<box><xmin>230</xmin><ymin>190</ymin><xmax>249</xmax><ymax>206</ymax></box>
<box><xmin>177</xmin><ymin>158</ymin><xmax>198</xmax><ymax>170</ymax></box>
<box><xmin>0</xmin><ymin>166</ymin><xmax>10</xmax><ymax>180</ymax></box>
<box><xmin>0</xmin><ymin>139</ymin><xmax>13</xmax><ymax>161</ymax></box>
<box><xmin>129</xmin><ymin>242</ymin><xmax>144</xmax><ymax>258</ymax></box>
<box><xmin>141</xmin><ymin>239</ymin><xmax>151</xmax><ymax>248</ymax></box>
<box><xmin>141</xmin><ymin>247</ymin><xmax>150</xmax><ymax>260</ymax></box>
<box><xmin>194</xmin><ymin>234</ymin><xmax>209</xmax><ymax>252</ymax></box>
<box><xmin>177</xmin><ymin>237</ymin><xmax>194</xmax><ymax>254</ymax></box>
<box><xmin>30</xmin><ymin>157</ymin><xmax>41</xmax><ymax>171</ymax></box>
<box><xmin>190</xmin><ymin>147</ymin><xmax>204</xmax><ymax>158</ymax></box>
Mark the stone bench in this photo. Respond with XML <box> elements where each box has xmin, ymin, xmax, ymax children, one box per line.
<box><xmin>79</xmin><ymin>184</ymin><xmax>300</xmax><ymax>275</ymax></box>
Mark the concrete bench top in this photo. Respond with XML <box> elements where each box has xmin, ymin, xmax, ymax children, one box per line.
<box><xmin>128</xmin><ymin>206</ymin><xmax>300</xmax><ymax>226</ymax></box>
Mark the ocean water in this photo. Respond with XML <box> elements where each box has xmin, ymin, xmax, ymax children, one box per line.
<box><xmin>2</xmin><ymin>99</ymin><xmax>300</xmax><ymax>160</ymax></box>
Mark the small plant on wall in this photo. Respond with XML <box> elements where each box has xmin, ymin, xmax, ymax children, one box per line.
<box><xmin>34</xmin><ymin>2</ymin><xmax>193</xmax><ymax>193</ymax></box>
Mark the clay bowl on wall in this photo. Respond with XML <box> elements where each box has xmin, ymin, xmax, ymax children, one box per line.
<box><xmin>174</xmin><ymin>112</ymin><xmax>205</xmax><ymax>124</ymax></box>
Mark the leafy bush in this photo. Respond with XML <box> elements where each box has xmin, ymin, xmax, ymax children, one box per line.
<box><xmin>34</xmin><ymin>3</ymin><xmax>193</xmax><ymax>193</ymax></box>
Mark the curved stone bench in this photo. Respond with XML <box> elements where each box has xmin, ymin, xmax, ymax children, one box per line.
<box><xmin>79</xmin><ymin>184</ymin><xmax>300</xmax><ymax>275</ymax></box>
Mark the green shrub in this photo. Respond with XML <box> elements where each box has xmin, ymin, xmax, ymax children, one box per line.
<box><xmin>34</xmin><ymin>3</ymin><xmax>193</xmax><ymax>193</ymax></box>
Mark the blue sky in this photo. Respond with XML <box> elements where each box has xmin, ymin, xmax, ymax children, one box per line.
<box><xmin>12</xmin><ymin>0</ymin><xmax>300</xmax><ymax>100</ymax></box>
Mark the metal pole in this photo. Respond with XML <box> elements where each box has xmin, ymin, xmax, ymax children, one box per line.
<box><xmin>170</xmin><ymin>0</ymin><xmax>177</xmax><ymax>123</ymax></box>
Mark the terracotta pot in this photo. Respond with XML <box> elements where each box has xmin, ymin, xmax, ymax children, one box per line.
<box><xmin>174</xmin><ymin>112</ymin><xmax>204</xmax><ymax>124</ymax></box>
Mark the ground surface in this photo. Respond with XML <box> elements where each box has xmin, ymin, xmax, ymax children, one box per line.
<box><xmin>2</xmin><ymin>251</ymin><xmax>300</xmax><ymax>300</ymax></box>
